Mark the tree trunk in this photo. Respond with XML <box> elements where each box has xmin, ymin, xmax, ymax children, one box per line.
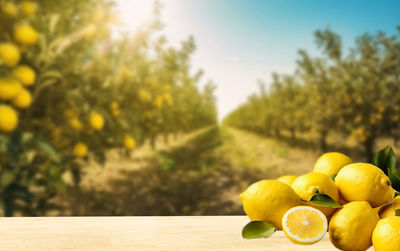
<box><xmin>150</xmin><ymin>136</ymin><xmax>156</xmax><ymax>149</ymax></box>
<box><xmin>319</xmin><ymin>131</ymin><xmax>328</xmax><ymax>151</ymax></box>
<box><xmin>290</xmin><ymin>128</ymin><xmax>296</xmax><ymax>141</ymax></box>
<box><xmin>364</xmin><ymin>137</ymin><xmax>375</xmax><ymax>162</ymax></box>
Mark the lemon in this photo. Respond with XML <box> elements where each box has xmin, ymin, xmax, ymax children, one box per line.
<box><xmin>11</xmin><ymin>88</ymin><xmax>32</xmax><ymax>108</ymax></box>
<box><xmin>68</xmin><ymin>118</ymin><xmax>83</xmax><ymax>131</ymax></box>
<box><xmin>124</xmin><ymin>135</ymin><xmax>136</xmax><ymax>150</ymax></box>
<box><xmin>378</xmin><ymin>196</ymin><xmax>400</xmax><ymax>218</ymax></box>
<box><xmin>291</xmin><ymin>172</ymin><xmax>339</xmax><ymax>217</ymax></box>
<box><xmin>313</xmin><ymin>152</ymin><xmax>352</xmax><ymax>176</ymax></box>
<box><xmin>0</xmin><ymin>79</ymin><xmax>22</xmax><ymax>100</ymax></box>
<box><xmin>372</xmin><ymin>216</ymin><xmax>400</xmax><ymax>251</ymax></box>
<box><xmin>240</xmin><ymin>179</ymin><xmax>301</xmax><ymax>229</ymax></box>
<box><xmin>0</xmin><ymin>105</ymin><xmax>18</xmax><ymax>132</ymax></box>
<box><xmin>282</xmin><ymin>206</ymin><xmax>327</xmax><ymax>245</ymax></box>
<box><xmin>14</xmin><ymin>24</ymin><xmax>39</xmax><ymax>45</ymax></box>
<box><xmin>13</xmin><ymin>65</ymin><xmax>36</xmax><ymax>86</ymax></box>
<box><xmin>2</xmin><ymin>2</ymin><xmax>18</xmax><ymax>16</ymax></box>
<box><xmin>89</xmin><ymin>112</ymin><xmax>104</xmax><ymax>130</ymax></box>
<box><xmin>0</xmin><ymin>43</ymin><xmax>20</xmax><ymax>67</ymax></box>
<box><xmin>138</xmin><ymin>89</ymin><xmax>151</xmax><ymax>102</ymax></box>
<box><xmin>73</xmin><ymin>143</ymin><xmax>88</xmax><ymax>158</ymax></box>
<box><xmin>335</xmin><ymin>163</ymin><xmax>394</xmax><ymax>207</ymax></box>
<box><xmin>277</xmin><ymin>175</ymin><xmax>297</xmax><ymax>186</ymax></box>
<box><xmin>20</xmin><ymin>1</ymin><xmax>37</xmax><ymax>16</ymax></box>
<box><xmin>329</xmin><ymin>201</ymin><xmax>379</xmax><ymax>251</ymax></box>
<box><xmin>110</xmin><ymin>101</ymin><xmax>119</xmax><ymax>110</ymax></box>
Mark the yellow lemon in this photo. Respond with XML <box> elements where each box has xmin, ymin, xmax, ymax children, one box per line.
<box><xmin>0</xmin><ymin>43</ymin><xmax>20</xmax><ymax>67</ymax></box>
<box><xmin>138</xmin><ymin>89</ymin><xmax>151</xmax><ymax>102</ymax></box>
<box><xmin>124</xmin><ymin>135</ymin><xmax>135</xmax><ymax>150</ymax></box>
<box><xmin>378</xmin><ymin>196</ymin><xmax>400</xmax><ymax>218</ymax></box>
<box><xmin>20</xmin><ymin>1</ymin><xmax>37</xmax><ymax>16</ymax></box>
<box><xmin>110</xmin><ymin>101</ymin><xmax>119</xmax><ymax>110</ymax></box>
<box><xmin>11</xmin><ymin>88</ymin><xmax>32</xmax><ymax>108</ymax></box>
<box><xmin>0</xmin><ymin>105</ymin><xmax>18</xmax><ymax>132</ymax></box>
<box><xmin>291</xmin><ymin>172</ymin><xmax>339</xmax><ymax>217</ymax></box>
<box><xmin>0</xmin><ymin>78</ymin><xmax>22</xmax><ymax>100</ymax></box>
<box><xmin>313</xmin><ymin>152</ymin><xmax>353</xmax><ymax>176</ymax></box>
<box><xmin>277</xmin><ymin>175</ymin><xmax>297</xmax><ymax>186</ymax></box>
<box><xmin>154</xmin><ymin>96</ymin><xmax>163</xmax><ymax>109</ymax></box>
<box><xmin>14</xmin><ymin>24</ymin><xmax>39</xmax><ymax>45</ymax></box>
<box><xmin>372</xmin><ymin>216</ymin><xmax>400</xmax><ymax>251</ymax></box>
<box><xmin>13</xmin><ymin>65</ymin><xmax>36</xmax><ymax>86</ymax></box>
<box><xmin>73</xmin><ymin>143</ymin><xmax>88</xmax><ymax>158</ymax></box>
<box><xmin>335</xmin><ymin>163</ymin><xmax>394</xmax><ymax>207</ymax></box>
<box><xmin>329</xmin><ymin>201</ymin><xmax>379</xmax><ymax>251</ymax></box>
<box><xmin>89</xmin><ymin>112</ymin><xmax>104</xmax><ymax>130</ymax></box>
<box><xmin>282</xmin><ymin>206</ymin><xmax>327</xmax><ymax>245</ymax></box>
<box><xmin>68</xmin><ymin>118</ymin><xmax>83</xmax><ymax>131</ymax></box>
<box><xmin>240</xmin><ymin>179</ymin><xmax>301</xmax><ymax>229</ymax></box>
<box><xmin>2</xmin><ymin>2</ymin><xmax>18</xmax><ymax>16</ymax></box>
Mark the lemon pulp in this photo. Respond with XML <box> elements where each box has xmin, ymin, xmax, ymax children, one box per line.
<box><xmin>282</xmin><ymin>206</ymin><xmax>328</xmax><ymax>244</ymax></box>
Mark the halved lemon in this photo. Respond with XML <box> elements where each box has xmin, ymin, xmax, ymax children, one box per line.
<box><xmin>282</xmin><ymin>206</ymin><xmax>328</xmax><ymax>244</ymax></box>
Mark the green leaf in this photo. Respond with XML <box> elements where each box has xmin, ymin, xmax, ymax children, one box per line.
<box><xmin>1</xmin><ymin>171</ymin><xmax>15</xmax><ymax>188</ymax></box>
<box><xmin>35</xmin><ymin>139</ymin><xmax>60</xmax><ymax>162</ymax></box>
<box><xmin>372</xmin><ymin>146</ymin><xmax>396</xmax><ymax>176</ymax></box>
<box><xmin>388</xmin><ymin>165</ymin><xmax>400</xmax><ymax>192</ymax></box>
<box><xmin>395</xmin><ymin>209</ymin><xmax>400</xmax><ymax>217</ymax></box>
<box><xmin>330</xmin><ymin>174</ymin><xmax>337</xmax><ymax>181</ymax></box>
<box><xmin>309</xmin><ymin>193</ymin><xmax>342</xmax><ymax>208</ymax></box>
<box><xmin>242</xmin><ymin>221</ymin><xmax>276</xmax><ymax>239</ymax></box>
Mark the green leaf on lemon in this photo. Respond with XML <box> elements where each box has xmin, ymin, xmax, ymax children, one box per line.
<box><xmin>242</xmin><ymin>221</ymin><xmax>276</xmax><ymax>239</ymax></box>
<box><xmin>309</xmin><ymin>193</ymin><xmax>342</xmax><ymax>208</ymax></box>
<box><xmin>372</xmin><ymin>146</ymin><xmax>396</xmax><ymax>176</ymax></box>
<box><xmin>395</xmin><ymin>209</ymin><xmax>400</xmax><ymax>216</ymax></box>
<box><xmin>330</xmin><ymin>174</ymin><xmax>337</xmax><ymax>181</ymax></box>
<box><xmin>388</xmin><ymin>165</ymin><xmax>400</xmax><ymax>192</ymax></box>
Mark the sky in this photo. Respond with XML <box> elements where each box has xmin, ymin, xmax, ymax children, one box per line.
<box><xmin>116</xmin><ymin>0</ymin><xmax>400</xmax><ymax>120</ymax></box>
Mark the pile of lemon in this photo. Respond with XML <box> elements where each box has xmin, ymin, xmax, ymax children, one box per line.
<box><xmin>240</xmin><ymin>152</ymin><xmax>400</xmax><ymax>251</ymax></box>
<box><xmin>0</xmin><ymin>1</ymin><xmax>38</xmax><ymax>133</ymax></box>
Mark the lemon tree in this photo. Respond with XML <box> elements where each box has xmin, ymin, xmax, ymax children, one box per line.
<box><xmin>0</xmin><ymin>0</ymin><xmax>217</xmax><ymax>216</ymax></box>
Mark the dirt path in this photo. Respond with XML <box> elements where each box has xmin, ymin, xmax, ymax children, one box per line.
<box><xmin>62</xmin><ymin>126</ymin><xmax>320</xmax><ymax>216</ymax></box>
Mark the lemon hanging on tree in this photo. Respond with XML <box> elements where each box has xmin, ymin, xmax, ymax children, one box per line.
<box><xmin>20</xmin><ymin>1</ymin><xmax>37</xmax><ymax>16</ymax></box>
<box><xmin>0</xmin><ymin>105</ymin><xmax>18</xmax><ymax>132</ymax></box>
<box><xmin>14</xmin><ymin>24</ymin><xmax>39</xmax><ymax>45</ymax></box>
<box><xmin>89</xmin><ymin>111</ymin><xmax>104</xmax><ymax>130</ymax></box>
<box><xmin>13</xmin><ymin>65</ymin><xmax>36</xmax><ymax>86</ymax></box>
<box><xmin>11</xmin><ymin>88</ymin><xmax>32</xmax><ymax>108</ymax></box>
<box><xmin>0</xmin><ymin>78</ymin><xmax>22</xmax><ymax>100</ymax></box>
<box><xmin>0</xmin><ymin>43</ymin><xmax>20</xmax><ymax>67</ymax></box>
<box><xmin>124</xmin><ymin>135</ymin><xmax>136</xmax><ymax>150</ymax></box>
<box><xmin>73</xmin><ymin>143</ymin><xmax>88</xmax><ymax>158</ymax></box>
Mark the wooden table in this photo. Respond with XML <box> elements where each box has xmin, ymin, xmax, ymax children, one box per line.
<box><xmin>0</xmin><ymin>216</ymin><xmax>341</xmax><ymax>250</ymax></box>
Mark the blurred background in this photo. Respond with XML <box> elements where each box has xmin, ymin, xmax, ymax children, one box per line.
<box><xmin>0</xmin><ymin>0</ymin><xmax>399</xmax><ymax>216</ymax></box>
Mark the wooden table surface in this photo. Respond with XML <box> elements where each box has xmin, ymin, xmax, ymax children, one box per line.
<box><xmin>0</xmin><ymin>216</ymin><xmax>344</xmax><ymax>250</ymax></box>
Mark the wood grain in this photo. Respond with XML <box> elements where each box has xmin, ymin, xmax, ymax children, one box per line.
<box><xmin>0</xmin><ymin>216</ymin><xmax>342</xmax><ymax>250</ymax></box>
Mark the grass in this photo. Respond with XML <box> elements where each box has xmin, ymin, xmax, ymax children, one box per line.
<box><xmin>56</xmin><ymin>125</ymin><xmax>399</xmax><ymax>216</ymax></box>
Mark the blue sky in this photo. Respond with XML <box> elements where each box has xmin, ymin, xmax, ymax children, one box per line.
<box><xmin>117</xmin><ymin>0</ymin><xmax>400</xmax><ymax>120</ymax></box>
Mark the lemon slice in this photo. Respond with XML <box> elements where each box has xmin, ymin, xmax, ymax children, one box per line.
<box><xmin>282</xmin><ymin>206</ymin><xmax>328</xmax><ymax>244</ymax></box>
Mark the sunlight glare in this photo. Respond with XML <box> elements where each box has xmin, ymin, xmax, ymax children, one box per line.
<box><xmin>115</xmin><ymin>0</ymin><xmax>154</xmax><ymax>32</ymax></box>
